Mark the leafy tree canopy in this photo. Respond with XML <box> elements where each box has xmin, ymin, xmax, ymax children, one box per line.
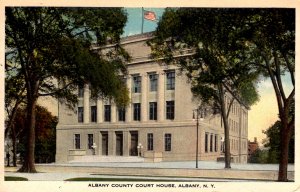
<box><xmin>5</xmin><ymin>7</ymin><xmax>130</xmax><ymax>172</ymax></box>
<box><xmin>5</xmin><ymin>7</ymin><xmax>130</xmax><ymax>108</ymax></box>
<box><xmin>149</xmin><ymin>8</ymin><xmax>261</xmax><ymax>109</ymax></box>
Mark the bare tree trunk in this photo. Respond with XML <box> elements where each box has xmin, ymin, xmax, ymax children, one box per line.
<box><xmin>278</xmin><ymin>116</ymin><xmax>292</xmax><ymax>181</ymax></box>
<box><xmin>18</xmin><ymin>98</ymin><xmax>37</xmax><ymax>173</ymax></box>
<box><xmin>11</xmin><ymin>125</ymin><xmax>17</xmax><ymax>167</ymax></box>
<box><xmin>218</xmin><ymin>83</ymin><xmax>231</xmax><ymax>168</ymax></box>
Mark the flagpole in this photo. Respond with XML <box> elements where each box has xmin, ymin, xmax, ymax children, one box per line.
<box><xmin>141</xmin><ymin>7</ymin><xmax>144</xmax><ymax>34</ymax></box>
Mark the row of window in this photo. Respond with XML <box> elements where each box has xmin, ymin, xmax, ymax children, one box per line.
<box><xmin>78</xmin><ymin>71</ymin><xmax>175</xmax><ymax>97</ymax></box>
<box><xmin>78</xmin><ymin>101</ymin><xmax>175</xmax><ymax>122</ymax></box>
<box><xmin>205</xmin><ymin>133</ymin><xmax>219</xmax><ymax>153</ymax></box>
<box><xmin>229</xmin><ymin>119</ymin><xmax>239</xmax><ymax>133</ymax></box>
<box><xmin>74</xmin><ymin>134</ymin><xmax>94</xmax><ymax>150</ymax></box>
<box><xmin>74</xmin><ymin>133</ymin><xmax>172</xmax><ymax>152</ymax></box>
<box><xmin>147</xmin><ymin>133</ymin><xmax>172</xmax><ymax>152</ymax></box>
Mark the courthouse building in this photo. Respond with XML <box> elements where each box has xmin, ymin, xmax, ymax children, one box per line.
<box><xmin>55</xmin><ymin>33</ymin><xmax>249</xmax><ymax>164</ymax></box>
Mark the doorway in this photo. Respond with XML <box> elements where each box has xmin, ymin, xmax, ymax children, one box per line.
<box><xmin>130</xmin><ymin>131</ymin><xmax>138</xmax><ymax>156</ymax></box>
<box><xmin>115</xmin><ymin>132</ymin><xmax>123</xmax><ymax>156</ymax></box>
<box><xmin>101</xmin><ymin>132</ymin><xmax>108</xmax><ymax>156</ymax></box>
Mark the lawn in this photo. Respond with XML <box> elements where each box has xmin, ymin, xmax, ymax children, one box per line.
<box><xmin>5</xmin><ymin>176</ymin><xmax>28</xmax><ymax>181</ymax></box>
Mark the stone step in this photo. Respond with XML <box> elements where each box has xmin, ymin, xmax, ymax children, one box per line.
<box><xmin>69</xmin><ymin>155</ymin><xmax>145</xmax><ymax>163</ymax></box>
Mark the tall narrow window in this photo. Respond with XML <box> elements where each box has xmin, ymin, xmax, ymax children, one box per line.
<box><xmin>166</xmin><ymin>101</ymin><xmax>175</xmax><ymax>120</ymax></box>
<box><xmin>205</xmin><ymin>133</ymin><xmax>208</xmax><ymax>153</ymax></box>
<box><xmin>78</xmin><ymin>107</ymin><xmax>84</xmax><ymax>123</ymax></box>
<box><xmin>149</xmin><ymin>73</ymin><xmax>158</xmax><ymax>92</ymax></box>
<box><xmin>118</xmin><ymin>107</ymin><xmax>126</xmax><ymax>121</ymax></box>
<box><xmin>132</xmin><ymin>75</ymin><xmax>141</xmax><ymax>93</ymax></box>
<box><xmin>74</xmin><ymin>134</ymin><xmax>80</xmax><ymax>149</ymax></box>
<box><xmin>133</xmin><ymin>103</ymin><xmax>141</xmax><ymax>121</ymax></box>
<box><xmin>165</xmin><ymin>134</ymin><xmax>172</xmax><ymax>151</ymax></box>
<box><xmin>78</xmin><ymin>85</ymin><xmax>84</xmax><ymax>98</ymax></box>
<box><xmin>149</xmin><ymin>102</ymin><xmax>157</xmax><ymax>120</ymax></box>
<box><xmin>147</xmin><ymin>133</ymin><xmax>153</xmax><ymax>151</ymax></box>
<box><xmin>91</xmin><ymin>106</ymin><xmax>97</xmax><ymax>122</ymax></box>
<box><xmin>215</xmin><ymin>135</ymin><xmax>218</xmax><ymax>152</ymax></box>
<box><xmin>88</xmin><ymin>134</ymin><xmax>93</xmax><ymax>149</ymax></box>
<box><xmin>166</xmin><ymin>71</ymin><xmax>175</xmax><ymax>90</ymax></box>
<box><xmin>210</xmin><ymin>134</ymin><xmax>213</xmax><ymax>152</ymax></box>
<box><xmin>104</xmin><ymin>105</ymin><xmax>111</xmax><ymax>122</ymax></box>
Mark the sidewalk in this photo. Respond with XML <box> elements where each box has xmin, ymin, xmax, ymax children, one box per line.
<box><xmin>4</xmin><ymin>161</ymin><xmax>294</xmax><ymax>181</ymax></box>
<box><xmin>58</xmin><ymin>160</ymin><xmax>294</xmax><ymax>171</ymax></box>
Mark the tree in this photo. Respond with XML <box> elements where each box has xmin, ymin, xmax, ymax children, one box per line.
<box><xmin>248</xmin><ymin>148</ymin><xmax>269</xmax><ymax>164</ymax></box>
<box><xmin>263</xmin><ymin>99</ymin><xmax>295</xmax><ymax>164</ymax></box>
<box><xmin>5</xmin><ymin>7</ymin><xmax>130</xmax><ymax>172</ymax></box>
<box><xmin>239</xmin><ymin>9</ymin><xmax>295</xmax><ymax>181</ymax></box>
<box><xmin>5</xmin><ymin>63</ymin><xmax>26</xmax><ymax>167</ymax></box>
<box><xmin>149</xmin><ymin>8</ymin><xmax>259</xmax><ymax>169</ymax></box>
<box><xmin>15</xmin><ymin>105</ymin><xmax>58</xmax><ymax>163</ymax></box>
<box><xmin>150</xmin><ymin>8</ymin><xmax>294</xmax><ymax>181</ymax></box>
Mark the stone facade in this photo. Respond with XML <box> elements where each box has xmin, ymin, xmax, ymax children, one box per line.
<box><xmin>56</xmin><ymin>33</ymin><xmax>248</xmax><ymax>163</ymax></box>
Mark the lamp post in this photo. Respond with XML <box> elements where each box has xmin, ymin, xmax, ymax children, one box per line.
<box><xmin>193</xmin><ymin>107</ymin><xmax>205</xmax><ymax>168</ymax></box>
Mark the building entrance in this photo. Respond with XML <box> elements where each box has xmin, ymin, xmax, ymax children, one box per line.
<box><xmin>130</xmin><ymin>131</ymin><xmax>138</xmax><ymax>156</ymax></box>
<box><xmin>116</xmin><ymin>132</ymin><xmax>123</xmax><ymax>156</ymax></box>
<box><xmin>101</xmin><ymin>132</ymin><xmax>108</xmax><ymax>156</ymax></box>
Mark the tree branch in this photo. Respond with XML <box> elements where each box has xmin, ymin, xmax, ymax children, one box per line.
<box><xmin>38</xmin><ymin>81</ymin><xmax>74</xmax><ymax>97</ymax></box>
<box><xmin>263</xmin><ymin>51</ymin><xmax>284</xmax><ymax>116</ymax></box>
<box><xmin>282</xmin><ymin>53</ymin><xmax>295</xmax><ymax>86</ymax></box>
<box><xmin>273</xmin><ymin>51</ymin><xmax>286</xmax><ymax>101</ymax></box>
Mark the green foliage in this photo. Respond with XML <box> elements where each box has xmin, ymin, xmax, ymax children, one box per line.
<box><xmin>248</xmin><ymin>149</ymin><xmax>269</xmax><ymax>164</ymax></box>
<box><xmin>5</xmin><ymin>7</ymin><xmax>130</xmax><ymax>108</ymax></box>
<box><xmin>150</xmin><ymin>8</ymin><xmax>261</xmax><ymax>109</ymax></box>
<box><xmin>5</xmin><ymin>176</ymin><xmax>28</xmax><ymax>181</ymax></box>
<box><xmin>263</xmin><ymin>120</ymin><xmax>295</xmax><ymax>164</ymax></box>
<box><xmin>15</xmin><ymin>105</ymin><xmax>58</xmax><ymax>163</ymax></box>
<box><xmin>5</xmin><ymin>7</ymin><xmax>129</xmax><ymax>171</ymax></box>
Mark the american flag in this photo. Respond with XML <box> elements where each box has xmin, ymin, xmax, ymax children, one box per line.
<box><xmin>144</xmin><ymin>11</ymin><xmax>156</xmax><ymax>21</ymax></box>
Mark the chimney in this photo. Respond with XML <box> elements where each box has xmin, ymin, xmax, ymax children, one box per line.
<box><xmin>254</xmin><ymin>137</ymin><xmax>257</xmax><ymax>143</ymax></box>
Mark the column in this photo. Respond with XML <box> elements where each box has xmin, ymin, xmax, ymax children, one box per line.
<box><xmin>96</xmin><ymin>98</ymin><xmax>103</xmax><ymax>123</ymax></box>
<box><xmin>123</xmin><ymin>131</ymin><xmax>130</xmax><ymax>156</ymax></box>
<box><xmin>83</xmin><ymin>84</ymin><xmax>90</xmax><ymax>124</ymax></box>
<box><xmin>141</xmin><ymin>73</ymin><xmax>147</xmax><ymax>122</ymax></box>
<box><xmin>126</xmin><ymin>76</ymin><xmax>132</xmax><ymax>122</ymax></box>
<box><xmin>111</xmin><ymin>103</ymin><xmax>117</xmax><ymax>123</ymax></box>
<box><xmin>108</xmin><ymin>131</ymin><xmax>115</xmax><ymax>156</ymax></box>
<box><xmin>157</xmin><ymin>71</ymin><xmax>165</xmax><ymax>122</ymax></box>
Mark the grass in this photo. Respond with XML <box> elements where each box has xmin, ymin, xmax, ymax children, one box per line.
<box><xmin>65</xmin><ymin>177</ymin><xmax>179</xmax><ymax>182</ymax></box>
<box><xmin>5</xmin><ymin>176</ymin><xmax>28</xmax><ymax>181</ymax></box>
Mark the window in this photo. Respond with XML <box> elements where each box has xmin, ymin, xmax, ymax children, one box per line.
<box><xmin>132</xmin><ymin>75</ymin><xmax>141</xmax><ymax>93</ymax></box>
<box><xmin>88</xmin><ymin>134</ymin><xmax>93</xmax><ymax>149</ymax></box>
<box><xmin>149</xmin><ymin>102</ymin><xmax>157</xmax><ymax>120</ymax></box>
<box><xmin>91</xmin><ymin>106</ymin><xmax>97</xmax><ymax>122</ymax></box>
<box><xmin>165</xmin><ymin>134</ymin><xmax>172</xmax><ymax>151</ymax></box>
<box><xmin>147</xmin><ymin>133</ymin><xmax>153</xmax><ymax>151</ymax></box>
<box><xmin>166</xmin><ymin>71</ymin><xmax>175</xmax><ymax>90</ymax></box>
<box><xmin>78</xmin><ymin>85</ymin><xmax>84</xmax><ymax>98</ymax></box>
<box><xmin>149</xmin><ymin>73</ymin><xmax>158</xmax><ymax>92</ymax></box>
<box><xmin>104</xmin><ymin>105</ymin><xmax>111</xmax><ymax>122</ymax></box>
<box><xmin>74</xmin><ymin>134</ymin><xmax>80</xmax><ymax>149</ymax></box>
<box><xmin>215</xmin><ymin>135</ymin><xmax>218</xmax><ymax>152</ymax></box>
<box><xmin>205</xmin><ymin>133</ymin><xmax>208</xmax><ymax>153</ymax></box>
<box><xmin>118</xmin><ymin>107</ymin><xmax>126</xmax><ymax>121</ymax></box>
<box><xmin>166</xmin><ymin>101</ymin><xmax>175</xmax><ymax>120</ymax></box>
<box><xmin>210</xmin><ymin>134</ymin><xmax>213</xmax><ymax>152</ymax></box>
<box><xmin>133</xmin><ymin>103</ymin><xmax>141</xmax><ymax>121</ymax></box>
<box><xmin>78</xmin><ymin>107</ymin><xmax>84</xmax><ymax>123</ymax></box>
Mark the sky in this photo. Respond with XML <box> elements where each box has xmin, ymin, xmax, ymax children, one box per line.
<box><xmin>40</xmin><ymin>8</ymin><xmax>294</xmax><ymax>145</ymax></box>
